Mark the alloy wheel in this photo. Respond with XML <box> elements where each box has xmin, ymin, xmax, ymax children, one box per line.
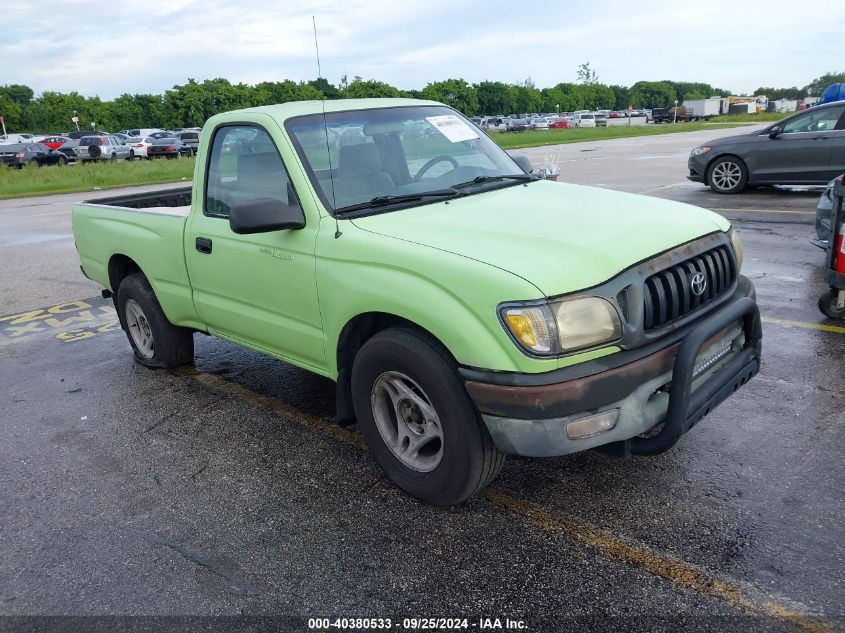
<box><xmin>124</xmin><ymin>299</ymin><xmax>154</xmax><ymax>358</ymax></box>
<box><xmin>711</xmin><ymin>160</ymin><xmax>742</xmax><ymax>192</ymax></box>
<box><xmin>371</xmin><ymin>371</ymin><xmax>444</xmax><ymax>472</ymax></box>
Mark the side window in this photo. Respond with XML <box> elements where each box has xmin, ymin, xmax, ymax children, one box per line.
<box><xmin>782</xmin><ymin>106</ymin><xmax>845</xmax><ymax>134</ymax></box>
<box><xmin>205</xmin><ymin>125</ymin><xmax>297</xmax><ymax>218</ymax></box>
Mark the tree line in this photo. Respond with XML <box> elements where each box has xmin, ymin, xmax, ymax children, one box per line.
<box><xmin>1</xmin><ymin>69</ymin><xmax>842</xmax><ymax>134</ymax></box>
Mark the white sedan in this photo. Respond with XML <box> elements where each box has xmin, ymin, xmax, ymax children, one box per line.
<box><xmin>124</xmin><ymin>136</ymin><xmax>154</xmax><ymax>160</ymax></box>
<box><xmin>529</xmin><ymin>117</ymin><xmax>550</xmax><ymax>130</ymax></box>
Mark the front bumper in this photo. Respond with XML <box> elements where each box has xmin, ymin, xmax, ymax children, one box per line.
<box><xmin>463</xmin><ymin>282</ymin><xmax>761</xmax><ymax>458</ymax></box>
<box><xmin>687</xmin><ymin>155</ymin><xmax>706</xmax><ymax>183</ymax></box>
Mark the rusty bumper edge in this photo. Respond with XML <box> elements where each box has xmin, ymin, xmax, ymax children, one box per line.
<box><xmin>464</xmin><ymin>282</ymin><xmax>755</xmax><ymax>421</ymax></box>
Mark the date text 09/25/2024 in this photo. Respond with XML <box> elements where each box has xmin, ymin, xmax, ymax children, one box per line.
<box><xmin>307</xmin><ymin>617</ymin><xmax>528</xmax><ymax>630</ymax></box>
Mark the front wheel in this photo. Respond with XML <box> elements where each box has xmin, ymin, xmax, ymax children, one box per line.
<box><xmin>707</xmin><ymin>156</ymin><xmax>748</xmax><ymax>194</ymax></box>
<box><xmin>351</xmin><ymin>328</ymin><xmax>504</xmax><ymax>505</ymax></box>
<box><xmin>819</xmin><ymin>289</ymin><xmax>845</xmax><ymax>320</ymax></box>
<box><xmin>117</xmin><ymin>273</ymin><xmax>194</xmax><ymax>368</ymax></box>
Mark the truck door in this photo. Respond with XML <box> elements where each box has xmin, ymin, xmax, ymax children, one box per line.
<box><xmin>184</xmin><ymin>122</ymin><xmax>326</xmax><ymax>371</ymax></box>
<box><xmin>751</xmin><ymin>105</ymin><xmax>845</xmax><ymax>183</ymax></box>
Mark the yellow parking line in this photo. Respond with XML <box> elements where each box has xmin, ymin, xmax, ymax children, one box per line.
<box><xmin>176</xmin><ymin>366</ymin><xmax>366</xmax><ymax>450</ymax></box>
<box><xmin>486</xmin><ymin>490</ymin><xmax>831</xmax><ymax>632</ymax></box>
<box><xmin>176</xmin><ymin>365</ymin><xmax>832</xmax><ymax>632</ymax></box>
<box><xmin>762</xmin><ymin>316</ymin><xmax>845</xmax><ymax>335</ymax></box>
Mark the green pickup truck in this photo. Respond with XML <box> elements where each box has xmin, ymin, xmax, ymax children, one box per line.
<box><xmin>72</xmin><ymin>98</ymin><xmax>761</xmax><ymax>505</ymax></box>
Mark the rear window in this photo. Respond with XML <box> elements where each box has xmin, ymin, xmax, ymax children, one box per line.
<box><xmin>582</xmin><ymin>114</ymin><xmax>595</xmax><ymax>119</ymax></box>
<box><xmin>79</xmin><ymin>137</ymin><xmax>103</xmax><ymax>146</ymax></box>
<box><xmin>180</xmin><ymin>133</ymin><xmax>199</xmax><ymax>141</ymax></box>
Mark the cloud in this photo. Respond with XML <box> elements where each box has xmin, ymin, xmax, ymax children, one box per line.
<box><xmin>0</xmin><ymin>0</ymin><xmax>842</xmax><ymax>97</ymax></box>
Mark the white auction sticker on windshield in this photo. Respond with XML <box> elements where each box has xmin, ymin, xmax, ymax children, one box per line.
<box><xmin>426</xmin><ymin>115</ymin><xmax>479</xmax><ymax>142</ymax></box>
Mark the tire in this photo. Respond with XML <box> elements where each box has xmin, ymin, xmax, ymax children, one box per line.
<box><xmin>30</xmin><ymin>159</ymin><xmax>40</xmax><ymax>168</ymax></box>
<box><xmin>351</xmin><ymin>328</ymin><xmax>504</xmax><ymax>505</ymax></box>
<box><xmin>707</xmin><ymin>156</ymin><xmax>748</xmax><ymax>194</ymax></box>
<box><xmin>116</xmin><ymin>273</ymin><xmax>194</xmax><ymax>369</ymax></box>
<box><xmin>128</xmin><ymin>151</ymin><xmax>135</xmax><ymax>161</ymax></box>
<box><xmin>818</xmin><ymin>289</ymin><xmax>845</xmax><ymax>320</ymax></box>
<box><xmin>58</xmin><ymin>156</ymin><xmax>68</xmax><ymax>166</ymax></box>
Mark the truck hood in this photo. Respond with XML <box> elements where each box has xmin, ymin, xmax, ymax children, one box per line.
<box><xmin>350</xmin><ymin>180</ymin><xmax>730</xmax><ymax>297</ymax></box>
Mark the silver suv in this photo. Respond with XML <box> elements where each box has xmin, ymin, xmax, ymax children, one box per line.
<box><xmin>77</xmin><ymin>135</ymin><xmax>132</xmax><ymax>162</ymax></box>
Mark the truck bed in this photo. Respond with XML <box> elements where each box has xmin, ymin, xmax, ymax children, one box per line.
<box><xmin>72</xmin><ymin>185</ymin><xmax>203</xmax><ymax>330</ymax></box>
<box><xmin>83</xmin><ymin>186</ymin><xmax>192</xmax><ymax>210</ymax></box>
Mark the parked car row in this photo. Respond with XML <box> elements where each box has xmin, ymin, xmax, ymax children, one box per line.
<box><xmin>472</xmin><ymin>109</ymin><xmax>652</xmax><ymax>133</ymax></box>
<box><xmin>0</xmin><ymin>128</ymin><xmax>201</xmax><ymax>168</ymax></box>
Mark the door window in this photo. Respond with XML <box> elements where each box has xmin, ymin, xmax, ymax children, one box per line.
<box><xmin>782</xmin><ymin>106</ymin><xmax>845</xmax><ymax>134</ymax></box>
<box><xmin>205</xmin><ymin>125</ymin><xmax>297</xmax><ymax>218</ymax></box>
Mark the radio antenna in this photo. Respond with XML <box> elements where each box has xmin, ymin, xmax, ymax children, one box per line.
<box><xmin>313</xmin><ymin>16</ymin><xmax>340</xmax><ymax>238</ymax></box>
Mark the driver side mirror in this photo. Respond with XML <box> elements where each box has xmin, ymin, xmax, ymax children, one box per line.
<box><xmin>510</xmin><ymin>153</ymin><xmax>534</xmax><ymax>174</ymax></box>
<box><xmin>229</xmin><ymin>198</ymin><xmax>305</xmax><ymax>234</ymax></box>
<box><xmin>769</xmin><ymin>125</ymin><xmax>782</xmax><ymax>139</ymax></box>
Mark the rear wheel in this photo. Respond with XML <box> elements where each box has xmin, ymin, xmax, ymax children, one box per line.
<box><xmin>128</xmin><ymin>150</ymin><xmax>135</xmax><ymax>161</ymax></box>
<box><xmin>707</xmin><ymin>156</ymin><xmax>748</xmax><ymax>194</ymax></box>
<box><xmin>818</xmin><ymin>289</ymin><xmax>845</xmax><ymax>320</ymax></box>
<box><xmin>351</xmin><ymin>328</ymin><xmax>504</xmax><ymax>505</ymax></box>
<box><xmin>116</xmin><ymin>273</ymin><xmax>194</xmax><ymax>368</ymax></box>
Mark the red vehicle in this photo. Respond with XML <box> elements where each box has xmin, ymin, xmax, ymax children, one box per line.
<box><xmin>550</xmin><ymin>119</ymin><xmax>570</xmax><ymax>129</ymax></box>
<box><xmin>38</xmin><ymin>136</ymin><xmax>70</xmax><ymax>150</ymax></box>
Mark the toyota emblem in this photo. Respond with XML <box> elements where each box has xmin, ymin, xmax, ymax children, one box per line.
<box><xmin>690</xmin><ymin>272</ymin><xmax>707</xmax><ymax>296</ymax></box>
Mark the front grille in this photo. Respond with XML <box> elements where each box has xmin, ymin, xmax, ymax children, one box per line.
<box><xmin>643</xmin><ymin>245</ymin><xmax>735</xmax><ymax>330</ymax></box>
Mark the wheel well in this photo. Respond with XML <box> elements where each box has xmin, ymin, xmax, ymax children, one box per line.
<box><xmin>334</xmin><ymin>312</ymin><xmax>451</xmax><ymax>425</ymax></box>
<box><xmin>108</xmin><ymin>254</ymin><xmax>141</xmax><ymax>293</ymax></box>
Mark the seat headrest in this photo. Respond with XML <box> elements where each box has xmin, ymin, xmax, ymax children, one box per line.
<box><xmin>338</xmin><ymin>143</ymin><xmax>381</xmax><ymax>175</ymax></box>
<box><xmin>237</xmin><ymin>152</ymin><xmax>281</xmax><ymax>185</ymax></box>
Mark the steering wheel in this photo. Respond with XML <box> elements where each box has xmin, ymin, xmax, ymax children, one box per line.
<box><xmin>414</xmin><ymin>155</ymin><xmax>459</xmax><ymax>181</ymax></box>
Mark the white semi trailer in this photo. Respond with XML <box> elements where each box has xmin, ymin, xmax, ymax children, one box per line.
<box><xmin>682</xmin><ymin>98</ymin><xmax>722</xmax><ymax>120</ymax></box>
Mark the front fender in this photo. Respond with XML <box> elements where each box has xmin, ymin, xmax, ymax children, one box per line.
<box><xmin>317</xmin><ymin>219</ymin><xmax>560</xmax><ymax>377</ymax></box>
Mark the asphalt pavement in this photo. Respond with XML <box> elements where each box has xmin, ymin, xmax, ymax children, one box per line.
<box><xmin>0</xmin><ymin>128</ymin><xmax>842</xmax><ymax>631</ymax></box>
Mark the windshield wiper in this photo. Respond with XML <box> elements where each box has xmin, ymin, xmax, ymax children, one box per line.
<box><xmin>335</xmin><ymin>189</ymin><xmax>463</xmax><ymax>214</ymax></box>
<box><xmin>453</xmin><ymin>173</ymin><xmax>537</xmax><ymax>189</ymax></box>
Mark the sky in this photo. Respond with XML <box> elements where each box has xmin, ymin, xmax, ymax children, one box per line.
<box><xmin>1</xmin><ymin>0</ymin><xmax>843</xmax><ymax>99</ymax></box>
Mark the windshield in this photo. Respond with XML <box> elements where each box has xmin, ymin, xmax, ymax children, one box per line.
<box><xmin>286</xmin><ymin>105</ymin><xmax>525</xmax><ymax>214</ymax></box>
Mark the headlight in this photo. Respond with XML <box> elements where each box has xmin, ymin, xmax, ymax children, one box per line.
<box><xmin>501</xmin><ymin>297</ymin><xmax>622</xmax><ymax>356</ymax></box>
<box><xmin>728</xmin><ymin>227</ymin><xmax>744</xmax><ymax>271</ymax></box>
<box><xmin>501</xmin><ymin>304</ymin><xmax>558</xmax><ymax>354</ymax></box>
<box><xmin>690</xmin><ymin>145</ymin><xmax>712</xmax><ymax>156</ymax></box>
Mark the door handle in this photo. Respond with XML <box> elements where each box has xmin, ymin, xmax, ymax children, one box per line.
<box><xmin>195</xmin><ymin>237</ymin><xmax>212</xmax><ymax>254</ymax></box>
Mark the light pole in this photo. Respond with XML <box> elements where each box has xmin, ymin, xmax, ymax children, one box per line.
<box><xmin>673</xmin><ymin>99</ymin><xmax>678</xmax><ymax>124</ymax></box>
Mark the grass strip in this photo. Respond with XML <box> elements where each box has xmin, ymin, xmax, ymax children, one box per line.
<box><xmin>0</xmin><ymin>121</ymin><xmax>763</xmax><ymax>199</ymax></box>
<box><xmin>491</xmin><ymin>122</ymin><xmax>749</xmax><ymax>150</ymax></box>
<box><xmin>0</xmin><ymin>157</ymin><xmax>195</xmax><ymax>199</ymax></box>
